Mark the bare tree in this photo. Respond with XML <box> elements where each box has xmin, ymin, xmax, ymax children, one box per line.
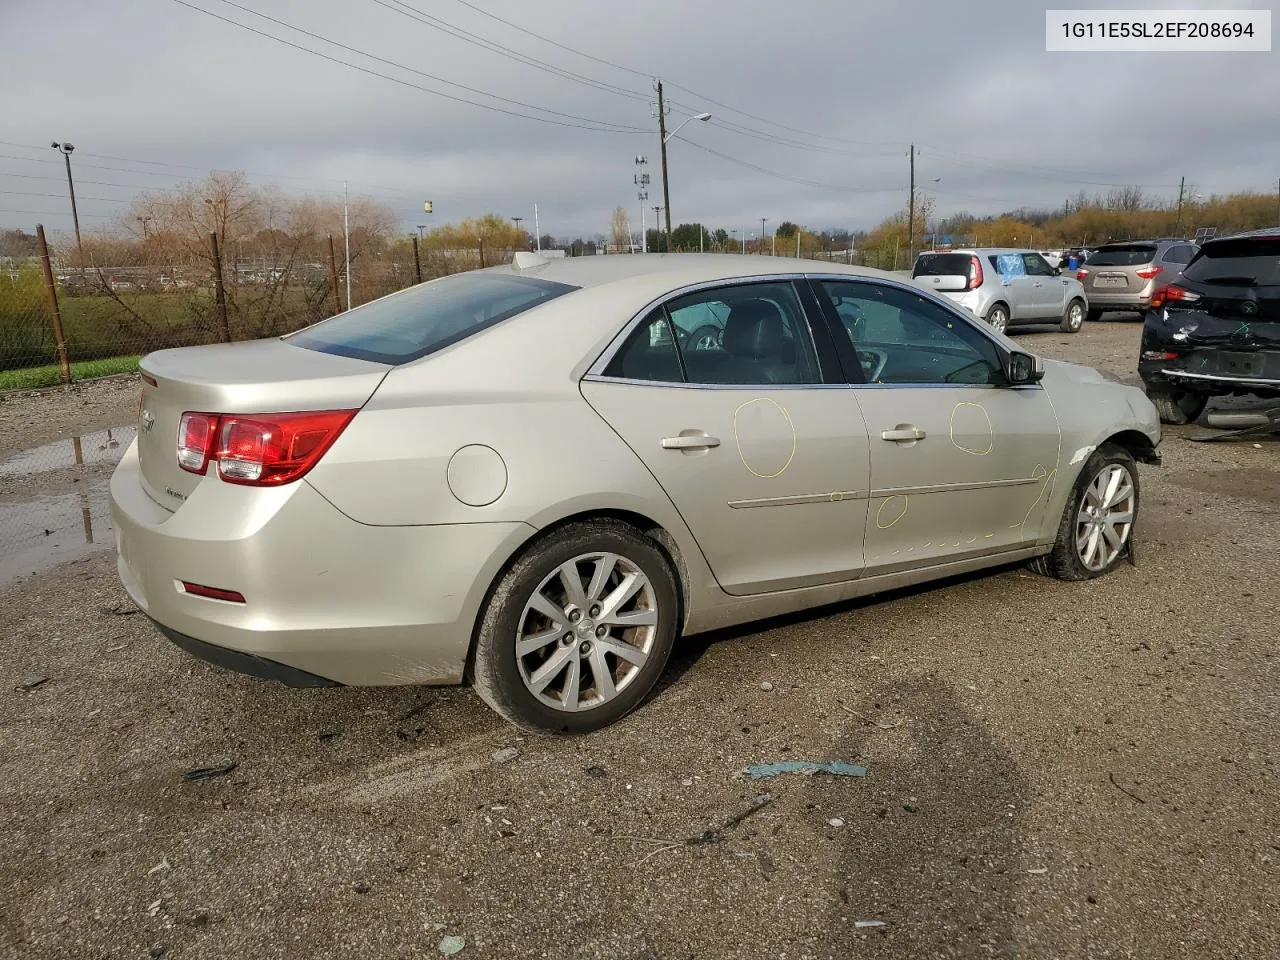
<box><xmin>609</xmin><ymin>206</ymin><xmax>631</xmax><ymax>253</ymax></box>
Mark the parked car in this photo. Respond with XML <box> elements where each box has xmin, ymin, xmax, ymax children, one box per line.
<box><xmin>112</xmin><ymin>254</ymin><xmax>1160</xmax><ymax>732</ymax></box>
<box><xmin>1077</xmin><ymin>239</ymin><xmax>1198</xmax><ymax>320</ymax></box>
<box><xmin>911</xmin><ymin>248</ymin><xmax>1089</xmax><ymax>334</ymax></box>
<box><xmin>1138</xmin><ymin>228</ymin><xmax>1280</xmax><ymax>423</ymax></box>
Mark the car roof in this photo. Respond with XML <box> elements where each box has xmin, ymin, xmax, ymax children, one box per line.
<box><xmin>1202</xmin><ymin>226</ymin><xmax>1280</xmax><ymax>244</ymax></box>
<box><xmin>474</xmin><ymin>252</ymin><xmax>895</xmax><ymax>290</ymax></box>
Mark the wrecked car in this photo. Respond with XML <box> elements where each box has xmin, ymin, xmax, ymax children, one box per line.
<box><xmin>1139</xmin><ymin>229</ymin><xmax>1280</xmax><ymax>423</ymax></box>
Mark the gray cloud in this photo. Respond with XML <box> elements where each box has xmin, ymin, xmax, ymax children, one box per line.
<box><xmin>2</xmin><ymin>0</ymin><xmax>1276</xmax><ymax>238</ymax></box>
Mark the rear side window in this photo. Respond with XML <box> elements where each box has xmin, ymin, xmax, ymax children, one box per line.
<box><xmin>287</xmin><ymin>273</ymin><xmax>578</xmax><ymax>364</ymax></box>
<box><xmin>1182</xmin><ymin>237</ymin><xmax>1280</xmax><ymax>286</ymax></box>
<box><xmin>1086</xmin><ymin>245</ymin><xmax>1157</xmax><ymax>267</ymax></box>
<box><xmin>1162</xmin><ymin>244</ymin><xmax>1196</xmax><ymax>264</ymax></box>
<box><xmin>913</xmin><ymin>253</ymin><xmax>972</xmax><ymax>277</ymax></box>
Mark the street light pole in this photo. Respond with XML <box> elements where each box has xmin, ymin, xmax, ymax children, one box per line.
<box><xmin>655</xmin><ymin>81</ymin><xmax>711</xmax><ymax>241</ymax></box>
<box><xmin>416</xmin><ymin>224</ymin><xmax>427</xmax><ymax>240</ymax></box>
<box><xmin>51</xmin><ymin>142</ymin><xmax>82</xmax><ymax>260</ymax></box>
<box><xmin>760</xmin><ymin>218</ymin><xmax>768</xmax><ymax>255</ymax></box>
<box><xmin>511</xmin><ymin>215</ymin><xmax>524</xmax><ymax>248</ymax></box>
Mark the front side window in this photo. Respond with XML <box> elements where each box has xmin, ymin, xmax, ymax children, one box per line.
<box><xmin>1022</xmin><ymin>253</ymin><xmax>1054</xmax><ymax>277</ymax></box>
<box><xmin>819</xmin><ymin>280</ymin><xmax>1004</xmax><ymax>386</ymax></box>
<box><xmin>1162</xmin><ymin>244</ymin><xmax>1195</xmax><ymax>265</ymax></box>
<box><xmin>288</xmin><ymin>273</ymin><xmax>578</xmax><ymax>365</ymax></box>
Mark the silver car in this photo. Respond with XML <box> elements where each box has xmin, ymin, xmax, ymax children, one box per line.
<box><xmin>912</xmin><ymin>248</ymin><xmax>1089</xmax><ymax>334</ymax></box>
<box><xmin>1077</xmin><ymin>239</ymin><xmax>1198</xmax><ymax>319</ymax></box>
<box><xmin>111</xmin><ymin>254</ymin><xmax>1160</xmax><ymax>732</ymax></box>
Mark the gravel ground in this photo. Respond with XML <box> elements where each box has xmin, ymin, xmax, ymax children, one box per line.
<box><xmin>1</xmin><ymin>322</ymin><xmax>1277</xmax><ymax>960</ymax></box>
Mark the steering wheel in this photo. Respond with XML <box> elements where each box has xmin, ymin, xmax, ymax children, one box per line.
<box><xmin>857</xmin><ymin>348</ymin><xmax>888</xmax><ymax>382</ymax></box>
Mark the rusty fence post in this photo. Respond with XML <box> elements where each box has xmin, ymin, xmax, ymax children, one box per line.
<box><xmin>412</xmin><ymin>235</ymin><xmax>423</xmax><ymax>284</ymax></box>
<box><xmin>327</xmin><ymin>235</ymin><xmax>343</xmax><ymax>314</ymax></box>
<box><xmin>35</xmin><ymin>224</ymin><xmax>72</xmax><ymax>384</ymax></box>
<box><xmin>478</xmin><ymin>238</ymin><xmax>484</xmax><ymax>269</ymax></box>
<box><xmin>208</xmin><ymin>231</ymin><xmax>231</xmax><ymax>342</ymax></box>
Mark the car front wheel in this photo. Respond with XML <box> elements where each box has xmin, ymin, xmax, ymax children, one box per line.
<box><xmin>1032</xmin><ymin>445</ymin><xmax>1139</xmax><ymax>581</ymax></box>
<box><xmin>471</xmin><ymin>520</ymin><xmax>679</xmax><ymax>733</ymax></box>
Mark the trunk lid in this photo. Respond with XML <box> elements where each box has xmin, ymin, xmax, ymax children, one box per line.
<box><xmin>137</xmin><ymin>338</ymin><xmax>389</xmax><ymax>509</ymax></box>
<box><xmin>1083</xmin><ymin>244</ymin><xmax>1157</xmax><ymax>292</ymax></box>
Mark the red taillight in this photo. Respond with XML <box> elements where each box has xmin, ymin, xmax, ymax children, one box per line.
<box><xmin>969</xmin><ymin>255</ymin><xmax>984</xmax><ymax>289</ymax></box>
<box><xmin>215</xmin><ymin>410</ymin><xmax>356</xmax><ymax>486</ymax></box>
<box><xmin>180</xmin><ymin>581</ymin><xmax>246</xmax><ymax>603</ymax></box>
<box><xmin>177</xmin><ymin>409</ymin><xmax>355</xmax><ymax>485</ymax></box>
<box><xmin>177</xmin><ymin>412</ymin><xmax>219</xmax><ymax>474</ymax></box>
<box><xmin>1077</xmin><ymin>267</ymin><xmax>1090</xmax><ymax>281</ymax></box>
<box><xmin>1135</xmin><ymin>265</ymin><xmax>1163</xmax><ymax>280</ymax></box>
<box><xmin>1149</xmin><ymin>284</ymin><xmax>1201</xmax><ymax>310</ymax></box>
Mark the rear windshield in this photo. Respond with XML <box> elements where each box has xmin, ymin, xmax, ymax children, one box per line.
<box><xmin>287</xmin><ymin>272</ymin><xmax>578</xmax><ymax>364</ymax></box>
<box><xmin>1183</xmin><ymin>236</ymin><xmax>1280</xmax><ymax>287</ymax></box>
<box><xmin>913</xmin><ymin>253</ymin><xmax>971</xmax><ymax>277</ymax></box>
<box><xmin>1086</xmin><ymin>245</ymin><xmax>1157</xmax><ymax>267</ymax></box>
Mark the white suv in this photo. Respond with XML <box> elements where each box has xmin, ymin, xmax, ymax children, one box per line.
<box><xmin>912</xmin><ymin>249</ymin><xmax>1089</xmax><ymax>334</ymax></box>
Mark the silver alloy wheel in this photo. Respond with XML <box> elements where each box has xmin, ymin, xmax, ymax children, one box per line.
<box><xmin>1075</xmin><ymin>463</ymin><xmax>1135</xmax><ymax>572</ymax></box>
<box><xmin>988</xmin><ymin>306</ymin><xmax>1008</xmax><ymax>333</ymax></box>
<box><xmin>1066</xmin><ymin>301</ymin><xmax>1084</xmax><ymax>330</ymax></box>
<box><xmin>515</xmin><ymin>552</ymin><xmax>658</xmax><ymax>712</ymax></box>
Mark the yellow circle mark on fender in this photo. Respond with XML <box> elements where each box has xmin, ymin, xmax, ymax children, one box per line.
<box><xmin>732</xmin><ymin>397</ymin><xmax>797</xmax><ymax>479</ymax></box>
<box><xmin>876</xmin><ymin>495</ymin><xmax>908</xmax><ymax>529</ymax></box>
<box><xmin>949</xmin><ymin>402</ymin><xmax>994</xmax><ymax>456</ymax></box>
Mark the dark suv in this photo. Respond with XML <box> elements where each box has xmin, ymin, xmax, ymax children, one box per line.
<box><xmin>1078</xmin><ymin>239</ymin><xmax>1198</xmax><ymax>319</ymax></box>
<box><xmin>1138</xmin><ymin>229</ymin><xmax>1280</xmax><ymax>423</ymax></box>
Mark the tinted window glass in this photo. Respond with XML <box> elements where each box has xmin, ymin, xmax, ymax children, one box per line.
<box><xmin>1183</xmin><ymin>237</ymin><xmax>1280</xmax><ymax>286</ymax></box>
<box><xmin>1162</xmin><ymin>244</ymin><xmax>1195</xmax><ymax>264</ymax></box>
<box><xmin>287</xmin><ymin>273</ymin><xmax>578</xmax><ymax>364</ymax></box>
<box><xmin>665</xmin><ymin>282</ymin><xmax>820</xmax><ymax>385</ymax></box>
<box><xmin>1086</xmin><ymin>245</ymin><xmax>1157</xmax><ymax>267</ymax></box>
<box><xmin>913</xmin><ymin>253</ymin><xmax>972</xmax><ymax>277</ymax></box>
<box><xmin>602</xmin><ymin>309</ymin><xmax>683</xmax><ymax>382</ymax></box>
<box><xmin>820</xmin><ymin>281</ymin><xmax>1004</xmax><ymax>386</ymax></box>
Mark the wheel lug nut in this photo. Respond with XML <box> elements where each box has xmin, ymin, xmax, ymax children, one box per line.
<box><xmin>589</xmin><ymin>605</ymin><xmax>601</xmax><ymax>618</ymax></box>
<box><xmin>596</xmin><ymin>625</ymin><xmax>607</xmax><ymax>637</ymax></box>
<box><xmin>568</xmin><ymin>609</ymin><xmax>581</xmax><ymax>622</ymax></box>
<box><xmin>562</xmin><ymin>634</ymin><xmax>573</xmax><ymax>645</ymax></box>
<box><xmin>579</xmin><ymin>641</ymin><xmax>592</xmax><ymax>655</ymax></box>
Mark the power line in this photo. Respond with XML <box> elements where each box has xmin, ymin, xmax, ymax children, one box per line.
<box><xmin>163</xmin><ymin>0</ymin><xmax>647</xmax><ymax>134</ymax></box>
<box><xmin>0</xmin><ymin>171</ymin><xmax>176</xmax><ymax>191</ymax></box>
<box><xmin>0</xmin><ymin>208</ymin><xmax>112</xmax><ymax>219</ymax></box>
<box><xmin>211</xmin><ymin>0</ymin><xmax>645</xmax><ymax>130</ymax></box>
<box><xmin>371</xmin><ymin>0</ymin><xmax>652</xmax><ymax>103</ymax></box>
<box><xmin>2</xmin><ymin>191</ymin><xmax>134</xmax><ymax>204</ymax></box>
<box><xmin>674</xmin><ymin>135</ymin><xmax>898</xmax><ymax>194</ymax></box>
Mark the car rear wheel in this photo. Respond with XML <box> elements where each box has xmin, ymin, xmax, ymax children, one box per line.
<box><xmin>471</xmin><ymin>520</ymin><xmax>679</xmax><ymax>733</ymax></box>
<box><xmin>986</xmin><ymin>303</ymin><xmax>1009</xmax><ymax>334</ymax></box>
<box><xmin>1060</xmin><ymin>298</ymin><xmax>1085</xmax><ymax>333</ymax></box>
<box><xmin>1145</xmin><ymin>387</ymin><xmax>1207</xmax><ymax>425</ymax></box>
<box><xmin>1031</xmin><ymin>445</ymin><xmax>1139</xmax><ymax>581</ymax></box>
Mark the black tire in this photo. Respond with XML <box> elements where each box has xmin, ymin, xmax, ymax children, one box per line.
<box><xmin>986</xmin><ymin>302</ymin><xmax>1010</xmax><ymax>334</ymax></box>
<box><xmin>1086</xmin><ymin>308</ymin><xmax>1104</xmax><ymax>323</ymax></box>
<box><xmin>1060</xmin><ymin>298</ymin><xmax>1086</xmax><ymax>333</ymax></box>
<box><xmin>1031</xmin><ymin>444</ymin><xmax>1139</xmax><ymax>582</ymax></box>
<box><xmin>1145</xmin><ymin>387</ymin><xmax>1207</xmax><ymax>425</ymax></box>
<box><xmin>471</xmin><ymin>520</ymin><xmax>680</xmax><ymax>733</ymax></box>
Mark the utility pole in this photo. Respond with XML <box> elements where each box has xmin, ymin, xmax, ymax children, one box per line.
<box><xmin>657</xmin><ymin>80</ymin><xmax>672</xmax><ymax>239</ymax></box>
<box><xmin>534</xmin><ymin>203</ymin><xmax>541</xmax><ymax>252</ymax></box>
<box><xmin>51</xmin><ymin>142</ymin><xmax>83</xmax><ymax>262</ymax></box>
<box><xmin>1275</xmin><ymin>177</ymin><xmax>1279</xmax><ymax>227</ymax></box>
<box><xmin>411</xmin><ymin>235</ymin><xmax>423</xmax><ymax>284</ymax></box>
<box><xmin>1175</xmin><ymin>175</ymin><xmax>1186</xmax><ymax>235</ymax></box>
<box><xmin>511</xmin><ymin>216</ymin><xmax>524</xmax><ymax>251</ymax></box>
<box><xmin>760</xmin><ymin>218</ymin><xmax>768</xmax><ymax>255</ymax></box>
<box><xmin>416</xmin><ymin>224</ymin><xmax>427</xmax><ymax>240</ymax></box>
<box><xmin>653</xmin><ymin>206</ymin><xmax>663</xmax><ymax>251</ymax></box>
<box><xmin>906</xmin><ymin>143</ymin><xmax>916</xmax><ymax>266</ymax></box>
<box><xmin>343</xmin><ymin>180</ymin><xmax>351</xmax><ymax>311</ymax></box>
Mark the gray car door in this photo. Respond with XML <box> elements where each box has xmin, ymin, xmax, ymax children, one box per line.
<box><xmin>1023</xmin><ymin>253</ymin><xmax>1067</xmax><ymax>317</ymax></box>
<box><xmin>581</xmin><ymin>279</ymin><xmax>872</xmax><ymax>596</ymax></box>
<box><xmin>814</xmin><ymin>278</ymin><xmax>1062</xmax><ymax>573</ymax></box>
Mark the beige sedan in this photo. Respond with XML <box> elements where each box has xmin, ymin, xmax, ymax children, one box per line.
<box><xmin>111</xmin><ymin>254</ymin><xmax>1161</xmax><ymax>732</ymax></box>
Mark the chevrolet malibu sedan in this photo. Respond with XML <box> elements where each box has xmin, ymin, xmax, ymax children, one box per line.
<box><xmin>112</xmin><ymin>254</ymin><xmax>1161</xmax><ymax>732</ymax></box>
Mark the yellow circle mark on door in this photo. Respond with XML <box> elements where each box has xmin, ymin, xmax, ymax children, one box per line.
<box><xmin>732</xmin><ymin>397</ymin><xmax>797</xmax><ymax>479</ymax></box>
<box><xmin>876</xmin><ymin>495</ymin><xmax>908</xmax><ymax>529</ymax></box>
<box><xmin>949</xmin><ymin>402</ymin><xmax>994</xmax><ymax>456</ymax></box>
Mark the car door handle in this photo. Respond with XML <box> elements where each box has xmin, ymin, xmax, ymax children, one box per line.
<box><xmin>1033</xmin><ymin>281</ymin><xmax>1044</xmax><ymax>287</ymax></box>
<box><xmin>880</xmin><ymin>425</ymin><xmax>926</xmax><ymax>442</ymax></box>
<box><xmin>661</xmin><ymin>433</ymin><xmax>721</xmax><ymax>450</ymax></box>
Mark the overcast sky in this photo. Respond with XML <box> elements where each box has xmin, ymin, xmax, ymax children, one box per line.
<box><xmin>2</xmin><ymin>0</ymin><xmax>1276</xmax><ymax>240</ymax></box>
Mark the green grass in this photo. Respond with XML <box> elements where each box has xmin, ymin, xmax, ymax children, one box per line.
<box><xmin>0</xmin><ymin>354</ymin><xmax>141</xmax><ymax>391</ymax></box>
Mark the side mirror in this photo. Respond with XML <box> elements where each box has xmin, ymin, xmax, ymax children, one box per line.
<box><xmin>1004</xmin><ymin>351</ymin><xmax>1045</xmax><ymax>386</ymax></box>
<box><xmin>1052</xmin><ymin>267</ymin><xmax>1062</xmax><ymax>276</ymax></box>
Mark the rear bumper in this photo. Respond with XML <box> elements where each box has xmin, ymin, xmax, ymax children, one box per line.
<box><xmin>110</xmin><ymin>440</ymin><xmax>535</xmax><ymax>686</ymax></box>
<box><xmin>1084</xmin><ymin>291</ymin><xmax>1151</xmax><ymax>310</ymax></box>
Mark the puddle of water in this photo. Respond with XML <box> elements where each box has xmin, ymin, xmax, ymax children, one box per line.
<box><xmin>0</xmin><ymin>426</ymin><xmax>136</xmax><ymax>477</ymax></box>
<box><xmin>0</xmin><ymin>426</ymin><xmax>134</xmax><ymax>590</ymax></box>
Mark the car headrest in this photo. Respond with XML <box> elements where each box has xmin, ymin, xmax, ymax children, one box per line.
<box><xmin>723</xmin><ymin>299</ymin><xmax>786</xmax><ymax>358</ymax></box>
